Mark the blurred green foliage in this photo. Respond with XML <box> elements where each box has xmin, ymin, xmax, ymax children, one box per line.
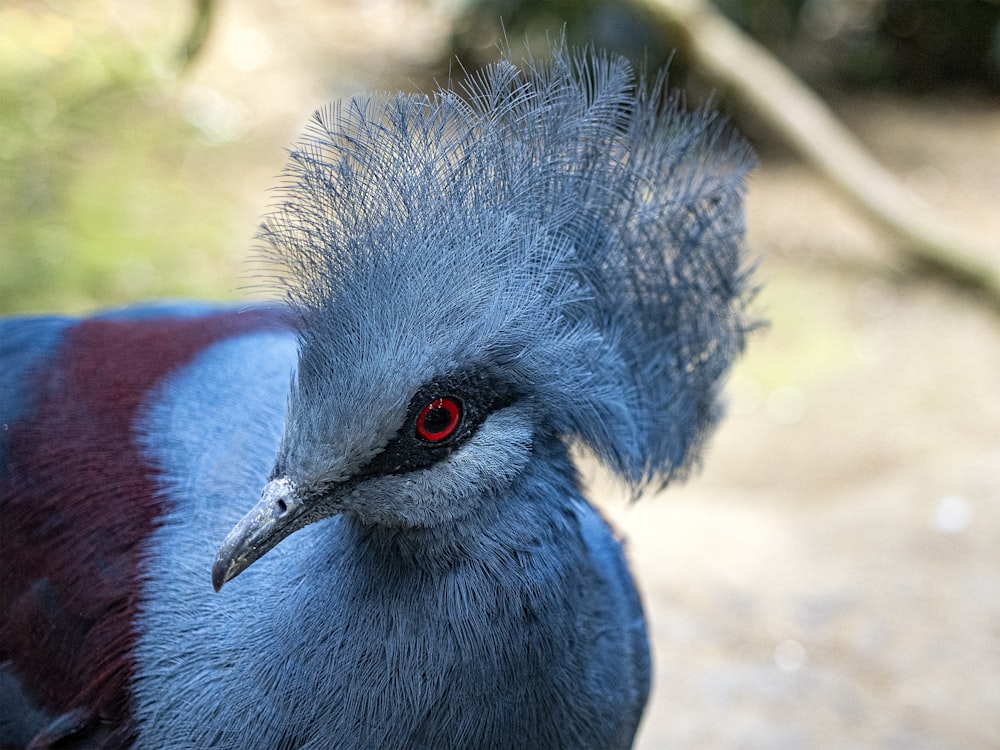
<box><xmin>452</xmin><ymin>0</ymin><xmax>1000</xmax><ymax>95</ymax></box>
<box><xmin>0</xmin><ymin>3</ymin><xmax>242</xmax><ymax>315</ymax></box>
<box><xmin>716</xmin><ymin>0</ymin><xmax>1000</xmax><ymax>93</ymax></box>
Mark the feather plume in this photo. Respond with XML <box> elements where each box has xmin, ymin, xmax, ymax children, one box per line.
<box><xmin>258</xmin><ymin>43</ymin><xmax>756</xmax><ymax>493</ymax></box>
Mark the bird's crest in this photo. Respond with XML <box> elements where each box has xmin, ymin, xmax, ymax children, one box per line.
<box><xmin>257</xmin><ymin>43</ymin><xmax>756</xmax><ymax>494</ymax></box>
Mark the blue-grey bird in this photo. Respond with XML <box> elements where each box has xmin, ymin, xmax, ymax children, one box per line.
<box><xmin>0</xmin><ymin>44</ymin><xmax>754</xmax><ymax>749</ymax></box>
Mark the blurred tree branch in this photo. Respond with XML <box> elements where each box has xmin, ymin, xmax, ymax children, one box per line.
<box><xmin>179</xmin><ymin>0</ymin><xmax>215</xmax><ymax>70</ymax></box>
<box><xmin>636</xmin><ymin>0</ymin><xmax>1000</xmax><ymax>313</ymax></box>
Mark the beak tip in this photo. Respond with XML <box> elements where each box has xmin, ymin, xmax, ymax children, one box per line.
<box><xmin>211</xmin><ymin>556</ymin><xmax>236</xmax><ymax>593</ymax></box>
<box><xmin>211</xmin><ymin>564</ymin><xmax>226</xmax><ymax>593</ymax></box>
<box><xmin>210</xmin><ymin>477</ymin><xmax>308</xmax><ymax>594</ymax></box>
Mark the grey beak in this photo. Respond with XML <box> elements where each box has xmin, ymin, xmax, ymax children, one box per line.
<box><xmin>212</xmin><ymin>477</ymin><xmax>310</xmax><ymax>592</ymax></box>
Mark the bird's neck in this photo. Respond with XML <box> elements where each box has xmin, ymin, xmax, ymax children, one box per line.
<box><xmin>337</xmin><ymin>440</ymin><xmax>583</xmax><ymax>572</ymax></box>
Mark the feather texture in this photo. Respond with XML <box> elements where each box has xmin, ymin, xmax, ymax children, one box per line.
<box><xmin>260</xmin><ymin>45</ymin><xmax>755</xmax><ymax>491</ymax></box>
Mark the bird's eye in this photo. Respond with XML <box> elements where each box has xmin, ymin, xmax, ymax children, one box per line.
<box><xmin>415</xmin><ymin>397</ymin><xmax>462</xmax><ymax>442</ymax></box>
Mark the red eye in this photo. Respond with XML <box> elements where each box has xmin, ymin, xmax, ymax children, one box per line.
<box><xmin>415</xmin><ymin>397</ymin><xmax>462</xmax><ymax>442</ymax></box>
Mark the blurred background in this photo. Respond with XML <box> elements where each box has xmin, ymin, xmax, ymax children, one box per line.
<box><xmin>1</xmin><ymin>0</ymin><xmax>998</xmax><ymax>747</ymax></box>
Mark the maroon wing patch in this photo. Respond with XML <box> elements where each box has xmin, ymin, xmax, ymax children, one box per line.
<box><xmin>0</xmin><ymin>308</ymin><xmax>287</xmax><ymax>749</ymax></box>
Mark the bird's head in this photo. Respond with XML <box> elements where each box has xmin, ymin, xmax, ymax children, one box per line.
<box><xmin>212</xmin><ymin>45</ymin><xmax>756</xmax><ymax>591</ymax></box>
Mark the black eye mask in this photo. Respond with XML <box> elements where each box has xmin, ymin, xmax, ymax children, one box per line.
<box><xmin>356</xmin><ymin>369</ymin><xmax>520</xmax><ymax>479</ymax></box>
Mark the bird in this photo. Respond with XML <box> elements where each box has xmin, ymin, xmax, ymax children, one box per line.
<box><xmin>0</xmin><ymin>43</ymin><xmax>754</xmax><ymax>749</ymax></box>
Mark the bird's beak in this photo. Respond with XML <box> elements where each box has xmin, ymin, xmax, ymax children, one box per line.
<box><xmin>212</xmin><ymin>477</ymin><xmax>313</xmax><ymax>592</ymax></box>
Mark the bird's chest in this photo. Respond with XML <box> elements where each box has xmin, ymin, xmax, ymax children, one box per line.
<box><xmin>284</xmin><ymin>555</ymin><xmax>576</xmax><ymax>747</ymax></box>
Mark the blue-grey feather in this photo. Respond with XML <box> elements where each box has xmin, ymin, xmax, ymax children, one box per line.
<box><xmin>131</xmin><ymin>335</ymin><xmax>648</xmax><ymax>748</ymax></box>
<box><xmin>259</xmin><ymin>45</ymin><xmax>754</xmax><ymax>493</ymax></box>
<box><xmin>0</xmin><ymin>316</ymin><xmax>69</xmax><ymax>468</ymax></box>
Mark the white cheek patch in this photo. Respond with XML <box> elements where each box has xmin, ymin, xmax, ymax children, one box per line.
<box><xmin>348</xmin><ymin>406</ymin><xmax>533</xmax><ymax>527</ymax></box>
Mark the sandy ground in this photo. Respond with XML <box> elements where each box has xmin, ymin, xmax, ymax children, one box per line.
<box><xmin>37</xmin><ymin>1</ymin><xmax>1000</xmax><ymax>746</ymax></box>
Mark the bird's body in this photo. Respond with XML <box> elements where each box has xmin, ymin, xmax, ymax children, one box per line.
<box><xmin>1</xmin><ymin>306</ymin><xmax>647</xmax><ymax>748</ymax></box>
<box><xmin>1</xmin><ymin>46</ymin><xmax>754</xmax><ymax>749</ymax></box>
